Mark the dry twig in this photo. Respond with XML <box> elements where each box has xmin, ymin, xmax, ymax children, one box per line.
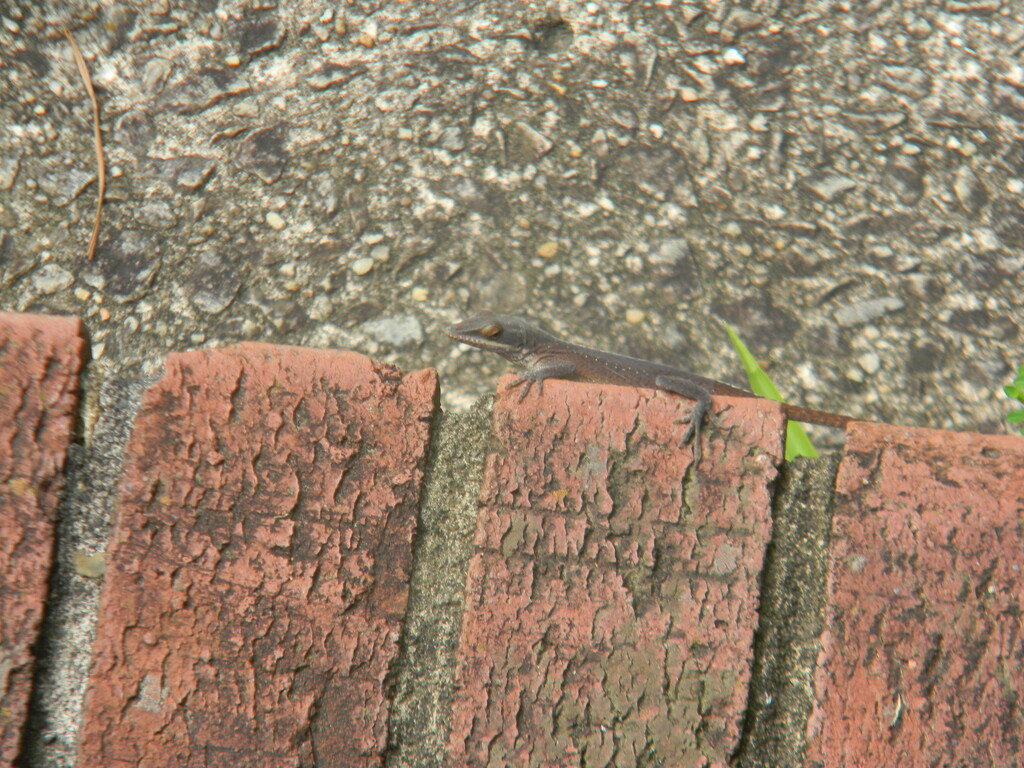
<box><xmin>62</xmin><ymin>27</ymin><xmax>105</xmax><ymax>260</ymax></box>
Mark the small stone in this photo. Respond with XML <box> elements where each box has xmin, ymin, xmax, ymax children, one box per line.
<box><xmin>175</xmin><ymin>156</ymin><xmax>216</xmax><ymax>190</ymax></box>
<box><xmin>37</xmin><ymin>167</ymin><xmax>95</xmax><ymax>206</ymax></box>
<box><xmin>165</xmin><ymin>69</ymin><xmax>251</xmax><ymax>115</ymax></box>
<box><xmin>952</xmin><ymin>165</ymin><xmax>987</xmax><ymax>214</ymax></box>
<box><xmin>410</xmin><ymin>286</ymin><xmax>428</xmax><ymax>302</ymax></box>
<box><xmin>857</xmin><ymin>352</ymin><xmax>881</xmax><ymax>375</ymax></box>
<box><xmin>625</xmin><ymin>309</ymin><xmax>645</xmax><ymax>324</ymax></box>
<box><xmin>360</xmin><ymin>315</ymin><xmax>423</xmax><ymax>347</ymax></box>
<box><xmin>723</xmin><ymin>48</ymin><xmax>745</xmax><ymax>65</ymax></box>
<box><xmin>0</xmin><ymin>156</ymin><xmax>19</xmax><ymax>189</ymax></box>
<box><xmin>189</xmin><ymin>249</ymin><xmax>241</xmax><ymax>314</ymax></box>
<box><xmin>351</xmin><ymin>257</ymin><xmax>374</xmax><ymax>275</ymax></box>
<box><xmin>32</xmin><ymin>263</ymin><xmax>73</xmax><ymax>294</ymax></box>
<box><xmin>142</xmin><ymin>58</ymin><xmax>172</xmax><ymax>94</ymax></box>
<box><xmin>692</xmin><ymin>56</ymin><xmax>716</xmax><ymax>75</ymax></box>
<box><xmin>307</xmin><ymin>62</ymin><xmax>367</xmax><ymax>91</ymax></box>
<box><xmin>804</xmin><ymin>173</ymin><xmax>857</xmax><ymax>202</ymax></box>
<box><xmin>137</xmin><ymin>200</ymin><xmax>176</xmax><ymax>229</ymax></box>
<box><xmin>511</xmin><ymin>121</ymin><xmax>553</xmax><ymax>160</ymax></box>
<box><xmin>437</xmin><ymin>127</ymin><xmax>465</xmax><ymax>151</ymax></box>
<box><xmin>72</xmin><ymin>550</ymin><xmax>106</xmax><ymax>579</ymax></box>
<box><xmin>834</xmin><ymin>297</ymin><xmax>905</xmax><ymax>327</ymax></box>
<box><xmin>537</xmin><ymin>241</ymin><xmax>559</xmax><ymax>259</ymax></box>
<box><xmin>266</xmin><ymin>211</ymin><xmax>286</xmax><ymax>230</ymax></box>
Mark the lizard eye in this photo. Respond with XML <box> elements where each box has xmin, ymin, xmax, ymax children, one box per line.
<box><xmin>480</xmin><ymin>323</ymin><xmax>502</xmax><ymax>338</ymax></box>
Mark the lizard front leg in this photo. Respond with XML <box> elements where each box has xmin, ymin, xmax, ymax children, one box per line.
<box><xmin>509</xmin><ymin>358</ymin><xmax>578</xmax><ymax>401</ymax></box>
<box><xmin>654</xmin><ymin>375</ymin><xmax>712</xmax><ymax>466</ymax></box>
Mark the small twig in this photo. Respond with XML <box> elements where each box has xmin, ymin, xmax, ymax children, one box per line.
<box><xmin>62</xmin><ymin>27</ymin><xmax>105</xmax><ymax>260</ymax></box>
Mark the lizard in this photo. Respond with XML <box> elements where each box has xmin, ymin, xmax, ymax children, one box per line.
<box><xmin>446</xmin><ymin>311</ymin><xmax>858</xmax><ymax>465</ymax></box>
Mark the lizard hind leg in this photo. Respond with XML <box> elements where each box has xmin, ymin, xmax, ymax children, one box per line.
<box><xmin>654</xmin><ymin>375</ymin><xmax>712</xmax><ymax>466</ymax></box>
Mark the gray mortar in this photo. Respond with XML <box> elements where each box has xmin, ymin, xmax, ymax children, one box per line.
<box><xmin>737</xmin><ymin>455</ymin><xmax>841</xmax><ymax>768</ymax></box>
<box><xmin>20</xmin><ymin>361</ymin><xmax>158</xmax><ymax>767</ymax></box>
<box><xmin>387</xmin><ymin>398</ymin><xmax>493</xmax><ymax>768</ymax></box>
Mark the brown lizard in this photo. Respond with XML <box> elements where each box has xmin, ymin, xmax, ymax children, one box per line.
<box><xmin>447</xmin><ymin>311</ymin><xmax>857</xmax><ymax>464</ymax></box>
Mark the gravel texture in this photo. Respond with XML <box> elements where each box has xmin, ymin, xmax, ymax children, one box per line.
<box><xmin>2</xmin><ymin>1</ymin><xmax>1023</xmax><ymax>765</ymax></box>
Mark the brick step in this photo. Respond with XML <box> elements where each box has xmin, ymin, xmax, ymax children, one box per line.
<box><xmin>1</xmin><ymin>316</ymin><xmax>1021</xmax><ymax>767</ymax></box>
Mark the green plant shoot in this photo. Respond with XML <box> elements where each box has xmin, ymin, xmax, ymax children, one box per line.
<box><xmin>723</xmin><ymin>322</ymin><xmax>818</xmax><ymax>460</ymax></box>
<box><xmin>1005</xmin><ymin>365</ymin><xmax>1024</xmax><ymax>435</ymax></box>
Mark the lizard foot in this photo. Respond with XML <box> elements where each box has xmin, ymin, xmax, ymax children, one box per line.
<box><xmin>676</xmin><ymin>400</ymin><xmax>709</xmax><ymax>466</ymax></box>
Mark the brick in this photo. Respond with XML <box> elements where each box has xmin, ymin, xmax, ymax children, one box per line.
<box><xmin>446</xmin><ymin>378</ymin><xmax>783</xmax><ymax>768</ymax></box>
<box><xmin>78</xmin><ymin>344</ymin><xmax>437</xmax><ymax>768</ymax></box>
<box><xmin>0</xmin><ymin>313</ymin><xmax>85</xmax><ymax>765</ymax></box>
<box><xmin>808</xmin><ymin>423</ymin><xmax>1024</xmax><ymax>766</ymax></box>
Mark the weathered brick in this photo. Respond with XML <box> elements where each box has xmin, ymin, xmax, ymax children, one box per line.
<box><xmin>0</xmin><ymin>312</ymin><xmax>85</xmax><ymax>764</ymax></box>
<box><xmin>809</xmin><ymin>422</ymin><xmax>1024</xmax><ymax>766</ymax></box>
<box><xmin>446</xmin><ymin>378</ymin><xmax>783</xmax><ymax>768</ymax></box>
<box><xmin>78</xmin><ymin>344</ymin><xmax>437</xmax><ymax>768</ymax></box>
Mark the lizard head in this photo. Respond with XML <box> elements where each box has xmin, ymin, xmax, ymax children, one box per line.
<box><xmin>446</xmin><ymin>311</ymin><xmax>548</xmax><ymax>365</ymax></box>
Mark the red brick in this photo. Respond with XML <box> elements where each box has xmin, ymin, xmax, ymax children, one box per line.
<box><xmin>446</xmin><ymin>378</ymin><xmax>783</xmax><ymax>768</ymax></box>
<box><xmin>78</xmin><ymin>344</ymin><xmax>437</xmax><ymax>768</ymax></box>
<box><xmin>808</xmin><ymin>422</ymin><xmax>1024</xmax><ymax>766</ymax></box>
<box><xmin>0</xmin><ymin>313</ymin><xmax>86</xmax><ymax>764</ymax></box>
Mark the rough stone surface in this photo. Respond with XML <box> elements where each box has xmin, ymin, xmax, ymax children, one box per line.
<box><xmin>0</xmin><ymin>312</ymin><xmax>85</xmax><ymax>764</ymax></box>
<box><xmin>809</xmin><ymin>422</ymin><xmax>1024</xmax><ymax>767</ymax></box>
<box><xmin>77</xmin><ymin>344</ymin><xmax>437</xmax><ymax>768</ymax></box>
<box><xmin>446</xmin><ymin>378</ymin><xmax>784</xmax><ymax>768</ymax></box>
<box><xmin>6</xmin><ymin>2</ymin><xmax>1022</xmax><ymax>444</ymax></box>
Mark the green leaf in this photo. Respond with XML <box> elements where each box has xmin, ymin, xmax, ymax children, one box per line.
<box><xmin>1008</xmin><ymin>365</ymin><xmax>1024</xmax><ymax>393</ymax></box>
<box><xmin>1007</xmin><ymin>366</ymin><xmax>1024</xmax><ymax>434</ymax></box>
<box><xmin>723</xmin><ymin>322</ymin><xmax>818</xmax><ymax>460</ymax></box>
